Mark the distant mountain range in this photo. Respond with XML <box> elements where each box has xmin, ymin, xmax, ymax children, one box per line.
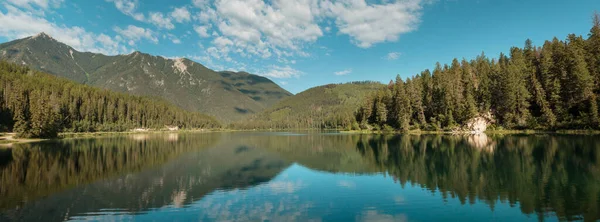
<box><xmin>0</xmin><ymin>33</ymin><xmax>292</xmax><ymax>122</ymax></box>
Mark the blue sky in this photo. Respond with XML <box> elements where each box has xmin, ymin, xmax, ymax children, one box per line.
<box><xmin>0</xmin><ymin>0</ymin><xmax>598</xmax><ymax>94</ymax></box>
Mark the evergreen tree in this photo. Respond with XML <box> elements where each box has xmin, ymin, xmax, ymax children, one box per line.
<box><xmin>566</xmin><ymin>34</ymin><xmax>598</xmax><ymax>125</ymax></box>
<box><xmin>407</xmin><ymin>77</ymin><xmax>427</xmax><ymax>127</ymax></box>
<box><xmin>393</xmin><ymin>76</ymin><xmax>411</xmax><ymax>131</ymax></box>
<box><xmin>473</xmin><ymin>53</ymin><xmax>492</xmax><ymax>112</ymax></box>
<box><xmin>587</xmin><ymin>12</ymin><xmax>600</xmax><ymax>95</ymax></box>
<box><xmin>461</xmin><ymin>59</ymin><xmax>478</xmax><ymax>120</ymax></box>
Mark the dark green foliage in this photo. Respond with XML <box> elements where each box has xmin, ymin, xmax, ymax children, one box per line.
<box><xmin>0</xmin><ymin>61</ymin><xmax>220</xmax><ymax>138</ymax></box>
<box><xmin>0</xmin><ymin>133</ymin><xmax>221</xmax><ymax>210</ymax></box>
<box><xmin>356</xmin><ymin>134</ymin><xmax>600</xmax><ymax>221</ymax></box>
<box><xmin>359</xmin><ymin>21</ymin><xmax>600</xmax><ymax>130</ymax></box>
<box><xmin>231</xmin><ymin>82</ymin><xmax>383</xmax><ymax>130</ymax></box>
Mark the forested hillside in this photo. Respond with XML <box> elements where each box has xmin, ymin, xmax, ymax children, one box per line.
<box><xmin>232</xmin><ymin>82</ymin><xmax>383</xmax><ymax>129</ymax></box>
<box><xmin>0</xmin><ymin>61</ymin><xmax>220</xmax><ymax>138</ymax></box>
<box><xmin>0</xmin><ymin>34</ymin><xmax>291</xmax><ymax>122</ymax></box>
<box><xmin>358</xmin><ymin>15</ymin><xmax>600</xmax><ymax>131</ymax></box>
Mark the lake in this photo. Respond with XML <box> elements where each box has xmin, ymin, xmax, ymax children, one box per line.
<box><xmin>0</xmin><ymin>132</ymin><xmax>599</xmax><ymax>221</ymax></box>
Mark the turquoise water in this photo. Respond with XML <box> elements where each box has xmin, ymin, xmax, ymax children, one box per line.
<box><xmin>1</xmin><ymin>132</ymin><xmax>597</xmax><ymax>221</ymax></box>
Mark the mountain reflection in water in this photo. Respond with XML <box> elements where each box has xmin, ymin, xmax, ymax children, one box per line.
<box><xmin>0</xmin><ymin>132</ymin><xmax>599</xmax><ymax>221</ymax></box>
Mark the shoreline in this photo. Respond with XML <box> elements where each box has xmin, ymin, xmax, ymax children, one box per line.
<box><xmin>0</xmin><ymin>129</ymin><xmax>224</xmax><ymax>147</ymax></box>
<box><xmin>2</xmin><ymin>128</ymin><xmax>600</xmax><ymax>148</ymax></box>
<box><xmin>338</xmin><ymin>129</ymin><xmax>600</xmax><ymax>135</ymax></box>
<box><xmin>0</xmin><ymin>133</ymin><xmax>47</xmax><ymax>148</ymax></box>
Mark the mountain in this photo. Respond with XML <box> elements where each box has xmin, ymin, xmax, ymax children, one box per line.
<box><xmin>232</xmin><ymin>82</ymin><xmax>384</xmax><ymax>129</ymax></box>
<box><xmin>0</xmin><ymin>33</ymin><xmax>292</xmax><ymax>122</ymax></box>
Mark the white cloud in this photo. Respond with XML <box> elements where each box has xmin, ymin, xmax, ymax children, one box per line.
<box><xmin>279</xmin><ymin>81</ymin><xmax>288</xmax><ymax>86</ymax></box>
<box><xmin>213</xmin><ymin>36</ymin><xmax>233</xmax><ymax>47</ymax></box>
<box><xmin>206</xmin><ymin>0</ymin><xmax>324</xmax><ymax>60</ymax></box>
<box><xmin>5</xmin><ymin>0</ymin><xmax>63</xmax><ymax>9</ymax></box>
<box><xmin>170</xmin><ymin>6</ymin><xmax>191</xmax><ymax>23</ymax></box>
<box><xmin>0</xmin><ymin>6</ymin><xmax>127</xmax><ymax>55</ymax></box>
<box><xmin>149</xmin><ymin>12</ymin><xmax>175</xmax><ymax>29</ymax></box>
<box><xmin>260</xmin><ymin>65</ymin><xmax>302</xmax><ymax>79</ymax></box>
<box><xmin>107</xmin><ymin>0</ymin><xmax>176</xmax><ymax>29</ymax></box>
<box><xmin>195</xmin><ymin>7</ymin><xmax>218</xmax><ymax>23</ymax></box>
<box><xmin>188</xmin><ymin>0</ymin><xmax>425</xmax><ymax>67</ymax></box>
<box><xmin>192</xmin><ymin>0</ymin><xmax>210</xmax><ymax>8</ymax></box>
<box><xmin>166</xmin><ymin>33</ymin><xmax>181</xmax><ymax>44</ymax></box>
<box><xmin>321</xmin><ymin>0</ymin><xmax>423</xmax><ymax>48</ymax></box>
<box><xmin>385</xmin><ymin>52</ymin><xmax>401</xmax><ymax>60</ymax></box>
<box><xmin>107</xmin><ymin>0</ymin><xmax>145</xmax><ymax>21</ymax></box>
<box><xmin>193</xmin><ymin>25</ymin><xmax>210</xmax><ymax>38</ymax></box>
<box><xmin>114</xmin><ymin>25</ymin><xmax>158</xmax><ymax>44</ymax></box>
<box><xmin>334</xmin><ymin>68</ymin><xmax>352</xmax><ymax>76</ymax></box>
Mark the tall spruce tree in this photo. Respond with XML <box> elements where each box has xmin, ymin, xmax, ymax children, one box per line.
<box><xmin>566</xmin><ymin>34</ymin><xmax>598</xmax><ymax>125</ymax></box>
<box><xmin>473</xmin><ymin>53</ymin><xmax>492</xmax><ymax>112</ymax></box>
<box><xmin>461</xmin><ymin>59</ymin><xmax>478</xmax><ymax>120</ymax></box>
<box><xmin>393</xmin><ymin>76</ymin><xmax>411</xmax><ymax>131</ymax></box>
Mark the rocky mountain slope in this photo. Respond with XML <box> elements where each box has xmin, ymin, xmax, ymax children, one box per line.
<box><xmin>0</xmin><ymin>33</ymin><xmax>292</xmax><ymax>122</ymax></box>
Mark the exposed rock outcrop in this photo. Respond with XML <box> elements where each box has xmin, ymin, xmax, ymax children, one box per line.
<box><xmin>462</xmin><ymin>112</ymin><xmax>495</xmax><ymax>134</ymax></box>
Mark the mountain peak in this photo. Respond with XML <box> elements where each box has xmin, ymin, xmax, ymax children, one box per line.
<box><xmin>32</xmin><ymin>32</ymin><xmax>52</xmax><ymax>39</ymax></box>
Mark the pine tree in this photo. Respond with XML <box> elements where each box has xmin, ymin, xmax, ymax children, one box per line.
<box><xmin>566</xmin><ymin>34</ymin><xmax>597</xmax><ymax>125</ymax></box>
<box><xmin>587</xmin><ymin>12</ymin><xmax>600</xmax><ymax>94</ymax></box>
<box><xmin>473</xmin><ymin>53</ymin><xmax>492</xmax><ymax>112</ymax></box>
<box><xmin>375</xmin><ymin>100</ymin><xmax>388</xmax><ymax>127</ymax></box>
<box><xmin>407</xmin><ymin>77</ymin><xmax>427</xmax><ymax>127</ymax></box>
<box><xmin>587</xmin><ymin>12</ymin><xmax>600</xmax><ymax>126</ymax></box>
<box><xmin>448</xmin><ymin>59</ymin><xmax>463</xmax><ymax>122</ymax></box>
<box><xmin>28</xmin><ymin>91</ymin><xmax>60</xmax><ymax>138</ymax></box>
<box><xmin>393</xmin><ymin>76</ymin><xmax>411</xmax><ymax>131</ymax></box>
<box><xmin>461</xmin><ymin>59</ymin><xmax>478</xmax><ymax>120</ymax></box>
<box><xmin>420</xmin><ymin>69</ymin><xmax>434</xmax><ymax>119</ymax></box>
<box><xmin>510</xmin><ymin>47</ymin><xmax>532</xmax><ymax>127</ymax></box>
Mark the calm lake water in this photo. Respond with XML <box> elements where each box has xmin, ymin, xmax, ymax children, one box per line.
<box><xmin>1</xmin><ymin>132</ymin><xmax>599</xmax><ymax>221</ymax></box>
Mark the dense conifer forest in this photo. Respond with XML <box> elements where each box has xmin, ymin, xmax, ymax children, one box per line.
<box><xmin>357</xmin><ymin>14</ymin><xmax>600</xmax><ymax>131</ymax></box>
<box><xmin>0</xmin><ymin>61</ymin><xmax>220</xmax><ymax>138</ymax></box>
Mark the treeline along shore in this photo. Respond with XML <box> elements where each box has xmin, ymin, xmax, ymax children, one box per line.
<box><xmin>0</xmin><ymin>61</ymin><xmax>220</xmax><ymax>139</ymax></box>
<box><xmin>356</xmin><ymin>14</ymin><xmax>600</xmax><ymax>131</ymax></box>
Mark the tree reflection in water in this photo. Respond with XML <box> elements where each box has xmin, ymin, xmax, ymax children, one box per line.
<box><xmin>0</xmin><ymin>133</ymin><xmax>598</xmax><ymax>221</ymax></box>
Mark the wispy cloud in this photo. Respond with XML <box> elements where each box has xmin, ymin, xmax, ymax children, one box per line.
<box><xmin>113</xmin><ymin>25</ymin><xmax>158</xmax><ymax>44</ymax></box>
<box><xmin>260</xmin><ymin>65</ymin><xmax>302</xmax><ymax>79</ymax></box>
<box><xmin>385</xmin><ymin>52</ymin><xmax>401</xmax><ymax>60</ymax></box>
<box><xmin>334</xmin><ymin>68</ymin><xmax>352</xmax><ymax>76</ymax></box>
